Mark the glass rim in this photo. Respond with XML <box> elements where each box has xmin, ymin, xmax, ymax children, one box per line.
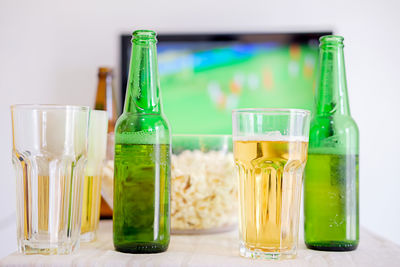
<box><xmin>10</xmin><ymin>104</ymin><xmax>90</xmax><ymax>112</ymax></box>
<box><xmin>232</xmin><ymin>108</ymin><xmax>310</xmax><ymax>116</ymax></box>
<box><xmin>91</xmin><ymin>109</ymin><xmax>107</xmax><ymax>114</ymax></box>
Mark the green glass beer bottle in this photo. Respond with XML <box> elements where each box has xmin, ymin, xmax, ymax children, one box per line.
<box><xmin>304</xmin><ymin>35</ymin><xmax>359</xmax><ymax>251</ymax></box>
<box><xmin>113</xmin><ymin>30</ymin><xmax>171</xmax><ymax>253</ymax></box>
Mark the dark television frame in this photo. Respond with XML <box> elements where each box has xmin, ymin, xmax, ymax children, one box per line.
<box><xmin>120</xmin><ymin>31</ymin><xmax>332</xmax><ymax>113</ymax></box>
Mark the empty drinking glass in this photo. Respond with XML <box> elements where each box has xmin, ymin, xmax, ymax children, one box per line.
<box><xmin>11</xmin><ymin>105</ymin><xmax>89</xmax><ymax>255</ymax></box>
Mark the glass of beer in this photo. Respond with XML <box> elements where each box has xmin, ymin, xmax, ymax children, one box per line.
<box><xmin>80</xmin><ymin>110</ymin><xmax>108</xmax><ymax>242</ymax></box>
<box><xmin>232</xmin><ymin>109</ymin><xmax>310</xmax><ymax>259</ymax></box>
<box><xmin>11</xmin><ymin>105</ymin><xmax>89</xmax><ymax>254</ymax></box>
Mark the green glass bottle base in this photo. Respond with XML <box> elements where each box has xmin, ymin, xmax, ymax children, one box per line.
<box><xmin>114</xmin><ymin>242</ymin><xmax>169</xmax><ymax>254</ymax></box>
<box><xmin>306</xmin><ymin>241</ymin><xmax>358</xmax><ymax>252</ymax></box>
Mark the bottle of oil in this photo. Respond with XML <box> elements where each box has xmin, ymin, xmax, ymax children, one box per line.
<box><xmin>304</xmin><ymin>35</ymin><xmax>359</xmax><ymax>251</ymax></box>
<box><xmin>113</xmin><ymin>30</ymin><xmax>171</xmax><ymax>253</ymax></box>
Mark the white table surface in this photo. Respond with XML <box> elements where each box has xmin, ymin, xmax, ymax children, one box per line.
<box><xmin>1</xmin><ymin>220</ymin><xmax>400</xmax><ymax>267</ymax></box>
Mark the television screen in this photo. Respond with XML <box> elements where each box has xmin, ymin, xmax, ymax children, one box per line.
<box><xmin>120</xmin><ymin>32</ymin><xmax>331</xmax><ymax>134</ymax></box>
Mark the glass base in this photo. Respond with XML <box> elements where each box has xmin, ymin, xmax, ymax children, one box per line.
<box><xmin>239</xmin><ymin>242</ymin><xmax>296</xmax><ymax>260</ymax></box>
<box><xmin>18</xmin><ymin>240</ymin><xmax>78</xmax><ymax>255</ymax></box>
<box><xmin>80</xmin><ymin>231</ymin><xmax>96</xmax><ymax>243</ymax></box>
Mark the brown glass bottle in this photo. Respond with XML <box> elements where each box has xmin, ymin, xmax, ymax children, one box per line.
<box><xmin>95</xmin><ymin>67</ymin><xmax>118</xmax><ymax>133</ymax></box>
<box><xmin>94</xmin><ymin>67</ymin><xmax>118</xmax><ymax>218</ymax></box>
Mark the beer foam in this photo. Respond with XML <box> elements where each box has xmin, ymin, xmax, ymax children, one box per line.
<box><xmin>233</xmin><ymin>134</ymin><xmax>308</xmax><ymax>142</ymax></box>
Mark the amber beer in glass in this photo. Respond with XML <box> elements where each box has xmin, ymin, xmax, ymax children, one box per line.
<box><xmin>232</xmin><ymin>109</ymin><xmax>310</xmax><ymax>259</ymax></box>
<box><xmin>80</xmin><ymin>110</ymin><xmax>108</xmax><ymax>242</ymax></box>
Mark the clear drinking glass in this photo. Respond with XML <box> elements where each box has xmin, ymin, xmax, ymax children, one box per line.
<box><xmin>11</xmin><ymin>105</ymin><xmax>89</xmax><ymax>255</ymax></box>
<box><xmin>232</xmin><ymin>108</ymin><xmax>310</xmax><ymax>260</ymax></box>
<box><xmin>80</xmin><ymin>110</ymin><xmax>108</xmax><ymax>242</ymax></box>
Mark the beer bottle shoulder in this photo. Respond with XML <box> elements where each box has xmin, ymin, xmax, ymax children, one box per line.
<box><xmin>114</xmin><ymin>113</ymin><xmax>171</xmax><ymax>144</ymax></box>
<box><xmin>309</xmin><ymin>114</ymin><xmax>359</xmax><ymax>153</ymax></box>
<box><xmin>310</xmin><ymin>114</ymin><xmax>358</xmax><ymax>133</ymax></box>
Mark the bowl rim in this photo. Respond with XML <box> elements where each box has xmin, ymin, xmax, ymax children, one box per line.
<box><xmin>232</xmin><ymin>108</ymin><xmax>310</xmax><ymax>116</ymax></box>
<box><xmin>172</xmin><ymin>134</ymin><xmax>232</xmax><ymax>138</ymax></box>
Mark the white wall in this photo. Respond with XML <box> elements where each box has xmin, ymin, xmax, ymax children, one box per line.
<box><xmin>1</xmin><ymin>0</ymin><xmax>399</xmax><ymax>257</ymax></box>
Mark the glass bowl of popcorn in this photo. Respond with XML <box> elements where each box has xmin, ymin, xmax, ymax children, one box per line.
<box><xmin>171</xmin><ymin>134</ymin><xmax>237</xmax><ymax>234</ymax></box>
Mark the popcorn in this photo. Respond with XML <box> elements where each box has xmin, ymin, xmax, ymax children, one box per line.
<box><xmin>101</xmin><ymin>149</ymin><xmax>238</xmax><ymax>232</ymax></box>
<box><xmin>101</xmin><ymin>160</ymin><xmax>114</xmax><ymax>208</ymax></box>
<box><xmin>171</xmin><ymin>150</ymin><xmax>237</xmax><ymax>231</ymax></box>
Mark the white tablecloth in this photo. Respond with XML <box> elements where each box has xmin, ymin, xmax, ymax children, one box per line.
<box><xmin>1</xmin><ymin>220</ymin><xmax>399</xmax><ymax>267</ymax></box>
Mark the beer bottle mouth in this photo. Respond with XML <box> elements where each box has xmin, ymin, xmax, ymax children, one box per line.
<box><xmin>132</xmin><ymin>30</ymin><xmax>157</xmax><ymax>43</ymax></box>
<box><xmin>320</xmin><ymin>35</ymin><xmax>344</xmax><ymax>48</ymax></box>
<box><xmin>98</xmin><ymin>67</ymin><xmax>113</xmax><ymax>76</ymax></box>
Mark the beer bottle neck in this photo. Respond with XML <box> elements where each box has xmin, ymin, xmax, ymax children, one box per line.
<box><xmin>123</xmin><ymin>31</ymin><xmax>161</xmax><ymax>114</ymax></box>
<box><xmin>95</xmin><ymin>69</ymin><xmax>112</xmax><ymax>110</ymax></box>
<box><xmin>316</xmin><ymin>36</ymin><xmax>350</xmax><ymax>116</ymax></box>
